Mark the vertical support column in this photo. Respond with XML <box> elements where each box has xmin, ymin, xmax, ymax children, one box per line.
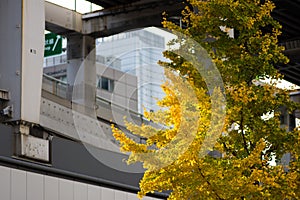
<box><xmin>21</xmin><ymin>0</ymin><xmax>45</xmax><ymax>123</ymax></box>
<box><xmin>66</xmin><ymin>33</ymin><xmax>96</xmax><ymax>116</ymax></box>
<box><xmin>0</xmin><ymin>0</ymin><xmax>49</xmax><ymax>163</ymax></box>
<box><xmin>0</xmin><ymin>0</ymin><xmax>44</xmax><ymax>123</ymax></box>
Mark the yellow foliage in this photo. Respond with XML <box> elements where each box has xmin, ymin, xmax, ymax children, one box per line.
<box><xmin>112</xmin><ymin>0</ymin><xmax>300</xmax><ymax>199</ymax></box>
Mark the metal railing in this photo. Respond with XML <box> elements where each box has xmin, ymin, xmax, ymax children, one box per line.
<box><xmin>43</xmin><ymin>54</ymin><xmax>67</xmax><ymax>67</ymax></box>
<box><xmin>42</xmin><ymin>73</ymin><xmax>68</xmax><ymax>99</ymax></box>
<box><xmin>42</xmin><ymin>73</ymin><xmax>143</xmax><ymax>118</ymax></box>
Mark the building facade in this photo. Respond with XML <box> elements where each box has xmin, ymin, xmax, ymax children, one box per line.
<box><xmin>97</xmin><ymin>29</ymin><xmax>167</xmax><ymax>113</ymax></box>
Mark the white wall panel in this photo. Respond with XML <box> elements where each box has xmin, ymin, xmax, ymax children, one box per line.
<box><xmin>115</xmin><ymin>190</ymin><xmax>127</xmax><ymax>200</ymax></box>
<box><xmin>101</xmin><ymin>187</ymin><xmax>115</xmax><ymax>199</ymax></box>
<box><xmin>143</xmin><ymin>196</ymin><xmax>160</xmax><ymax>200</ymax></box>
<box><xmin>88</xmin><ymin>185</ymin><xmax>101</xmax><ymax>200</ymax></box>
<box><xmin>0</xmin><ymin>166</ymin><xmax>10</xmax><ymax>200</ymax></box>
<box><xmin>11</xmin><ymin>169</ymin><xmax>26</xmax><ymax>200</ymax></box>
<box><xmin>127</xmin><ymin>192</ymin><xmax>139</xmax><ymax>200</ymax></box>
<box><xmin>74</xmin><ymin>182</ymin><xmax>88</xmax><ymax>200</ymax></box>
<box><xmin>59</xmin><ymin>179</ymin><xmax>74</xmax><ymax>200</ymax></box>
<box><xmin>45</xmin><ymin>175</ymin><xmax>59</xmax><ymax>200</ymax></box>
<box><xmin>27</xmin><ymin>172</ymin><xmax>44</xmax><ymax>200</ymax></box>
<box><xmin>0</xmin><ymin>166</ymin><xmax>164</xmax><ymax>200</ymax></box>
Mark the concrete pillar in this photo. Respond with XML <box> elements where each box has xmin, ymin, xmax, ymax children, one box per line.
<box><xmin>0</xmin><ymin>0</ymin><xmax>44</xmax><ymax>124</ymax></box>
<box><xmin>66</xmin><ymin>33</ymin><xmax>96</xmax><ymax>116</ymax></box>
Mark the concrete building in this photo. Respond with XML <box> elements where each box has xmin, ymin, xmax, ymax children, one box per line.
<box><xmin>43</xmin><ymin>60</ymin><xmax>139</xmax><ymax>113</ymax></box>
<box><xmin>97</xmin><ymin>29</ymin><xmax>167</xmax><ymax>113</ymax></box>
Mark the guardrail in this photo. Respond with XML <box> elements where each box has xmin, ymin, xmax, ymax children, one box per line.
<box><xmin>42</xmin><ymin>73</ymin><xmax>144</xmax><ymax>118</ymax></box>
<box><xmin>42</xmin><ymin>73</ymin><xmax>68</xmax><ymax>98</ymax></box>
<box><xmin>43</xmin><ymin>54</ymin><xmax>67</xmax><ymax>67</ymax></box>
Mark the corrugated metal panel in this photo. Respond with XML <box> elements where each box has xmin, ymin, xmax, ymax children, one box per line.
<box><xmin>101</xmin><ymin>187</ymin><xmax>115</xmax><ymax>199</ymax></box>
<box><xmin>0</xmin><ymin>166</ymin><xmax>164</xmax><ymax>200</ymax></box>
<box><xmin>59</xmin><ymin>179</ymin><xmax>74</xmax><ymax>200</ymax></box>
<box><xmin>0</xmin><ymin>166</ymin><xmax>10</xmax><ymax>200</ymax></box>
<box><xmin>11</xmin><ymin>169</ymin><xmax>26</xmax><ymax>200</ymax></box>
<box><xmin>88</xmin><ymin>185</ymin><xmax>101</xmax><ymax>200</ymax></box>
<box><xmin>115</xmin><ymin>190</ymin><xmax>127</xmax><ymax>200</ymax></box>
<box><xmin>45</xmin><ymin>175</ymin><xmax>59</xmax><ymax>200</ymax></box>
<box><xmin>27</xmin><ymin>172</ymin><xmax>44</xmax><ymax>200</ymax></box>
<box><xmin>127</xmin><ymin>192</ymin><xmax>139</xmax><ymax>200</ymax></box>
<box><xmin>74</xmin><ymin>182</ymin><xmax>88</xmax><ymax>200</ymax></box>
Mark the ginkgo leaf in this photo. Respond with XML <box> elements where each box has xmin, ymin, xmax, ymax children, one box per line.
<box><xmin>112</xmin><ymin>0</ymin><xmax>300</xmax><ymax>199</ymax></box>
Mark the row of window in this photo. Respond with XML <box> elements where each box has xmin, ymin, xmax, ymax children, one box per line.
<box><xmin>50</xmin><ymin>75</ymin><xmax>115</xmax><ymax>93</ymax></box>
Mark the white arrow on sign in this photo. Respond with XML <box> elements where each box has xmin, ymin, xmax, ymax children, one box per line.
<box><xmin>52</xmin><ymin>35</ymin><xmax>61</xmax><ymax>51</ymax></box>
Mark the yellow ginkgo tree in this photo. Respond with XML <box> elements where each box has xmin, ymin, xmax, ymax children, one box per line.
<box><xmin>112</xmin><ymin>0</ymin><xmax>300</xmax><ymax>199</ymax></box>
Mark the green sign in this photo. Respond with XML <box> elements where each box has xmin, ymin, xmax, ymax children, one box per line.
<box><xmin>44</xmin><ymin>33</ymin><xmax>62</xmax><ymax>57</ymax></box>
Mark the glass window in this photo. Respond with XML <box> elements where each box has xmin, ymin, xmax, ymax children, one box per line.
<box><xmin>101</xmin><ymin>77</ymin><xmax>109</xmax><ymax>90</ymax></box>
<box><xmin>97</xmin><ymin>76</ymin><xmax>114</xmax><ymax>92</ymax></box>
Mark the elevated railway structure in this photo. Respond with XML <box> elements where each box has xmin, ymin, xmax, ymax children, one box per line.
<box><xmin>46</xmin><ymin>0</ymin><xmax>300</xmax><ymax>85</ymax></box>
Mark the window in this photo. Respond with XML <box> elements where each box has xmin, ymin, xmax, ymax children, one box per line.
<box><xmin>97</xmin><ymin>76</ymin><xmax>114</xmax><ymax>92</ymax></box>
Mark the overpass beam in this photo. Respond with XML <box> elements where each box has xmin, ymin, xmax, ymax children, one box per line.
<box><xmin>45</xmin><ymin>1</ymin><xmax>82</xmax><ymax>35</ymax></box>
<box><xmin>66</xmin><ymin>34</ymin><xmax>96</xmax><ymax>116</ymax></box>
<box><xmin>45</xmin><ymin>0</ymin><xmax>184</xmax><ymax>38</ymax></box>
<box><xmin>82</xmin><ymin>0</ymin><xmax>184</xmax><ymax>37</ymax></box>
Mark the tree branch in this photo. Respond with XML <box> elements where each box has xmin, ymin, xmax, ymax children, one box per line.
<box><xmin>197</xmin><ymin>166</ymin><xmax>224</xmax><ymax>200</ymax></box>
<box><xmin>223</xmin><ymin>142</ymin><xmax>237</xmax><ymax>157</ymax></box>
<box><xmin>240</xmin><ymin>109</ymin><xmax>250</xmax><ymax>156</ymax></box>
